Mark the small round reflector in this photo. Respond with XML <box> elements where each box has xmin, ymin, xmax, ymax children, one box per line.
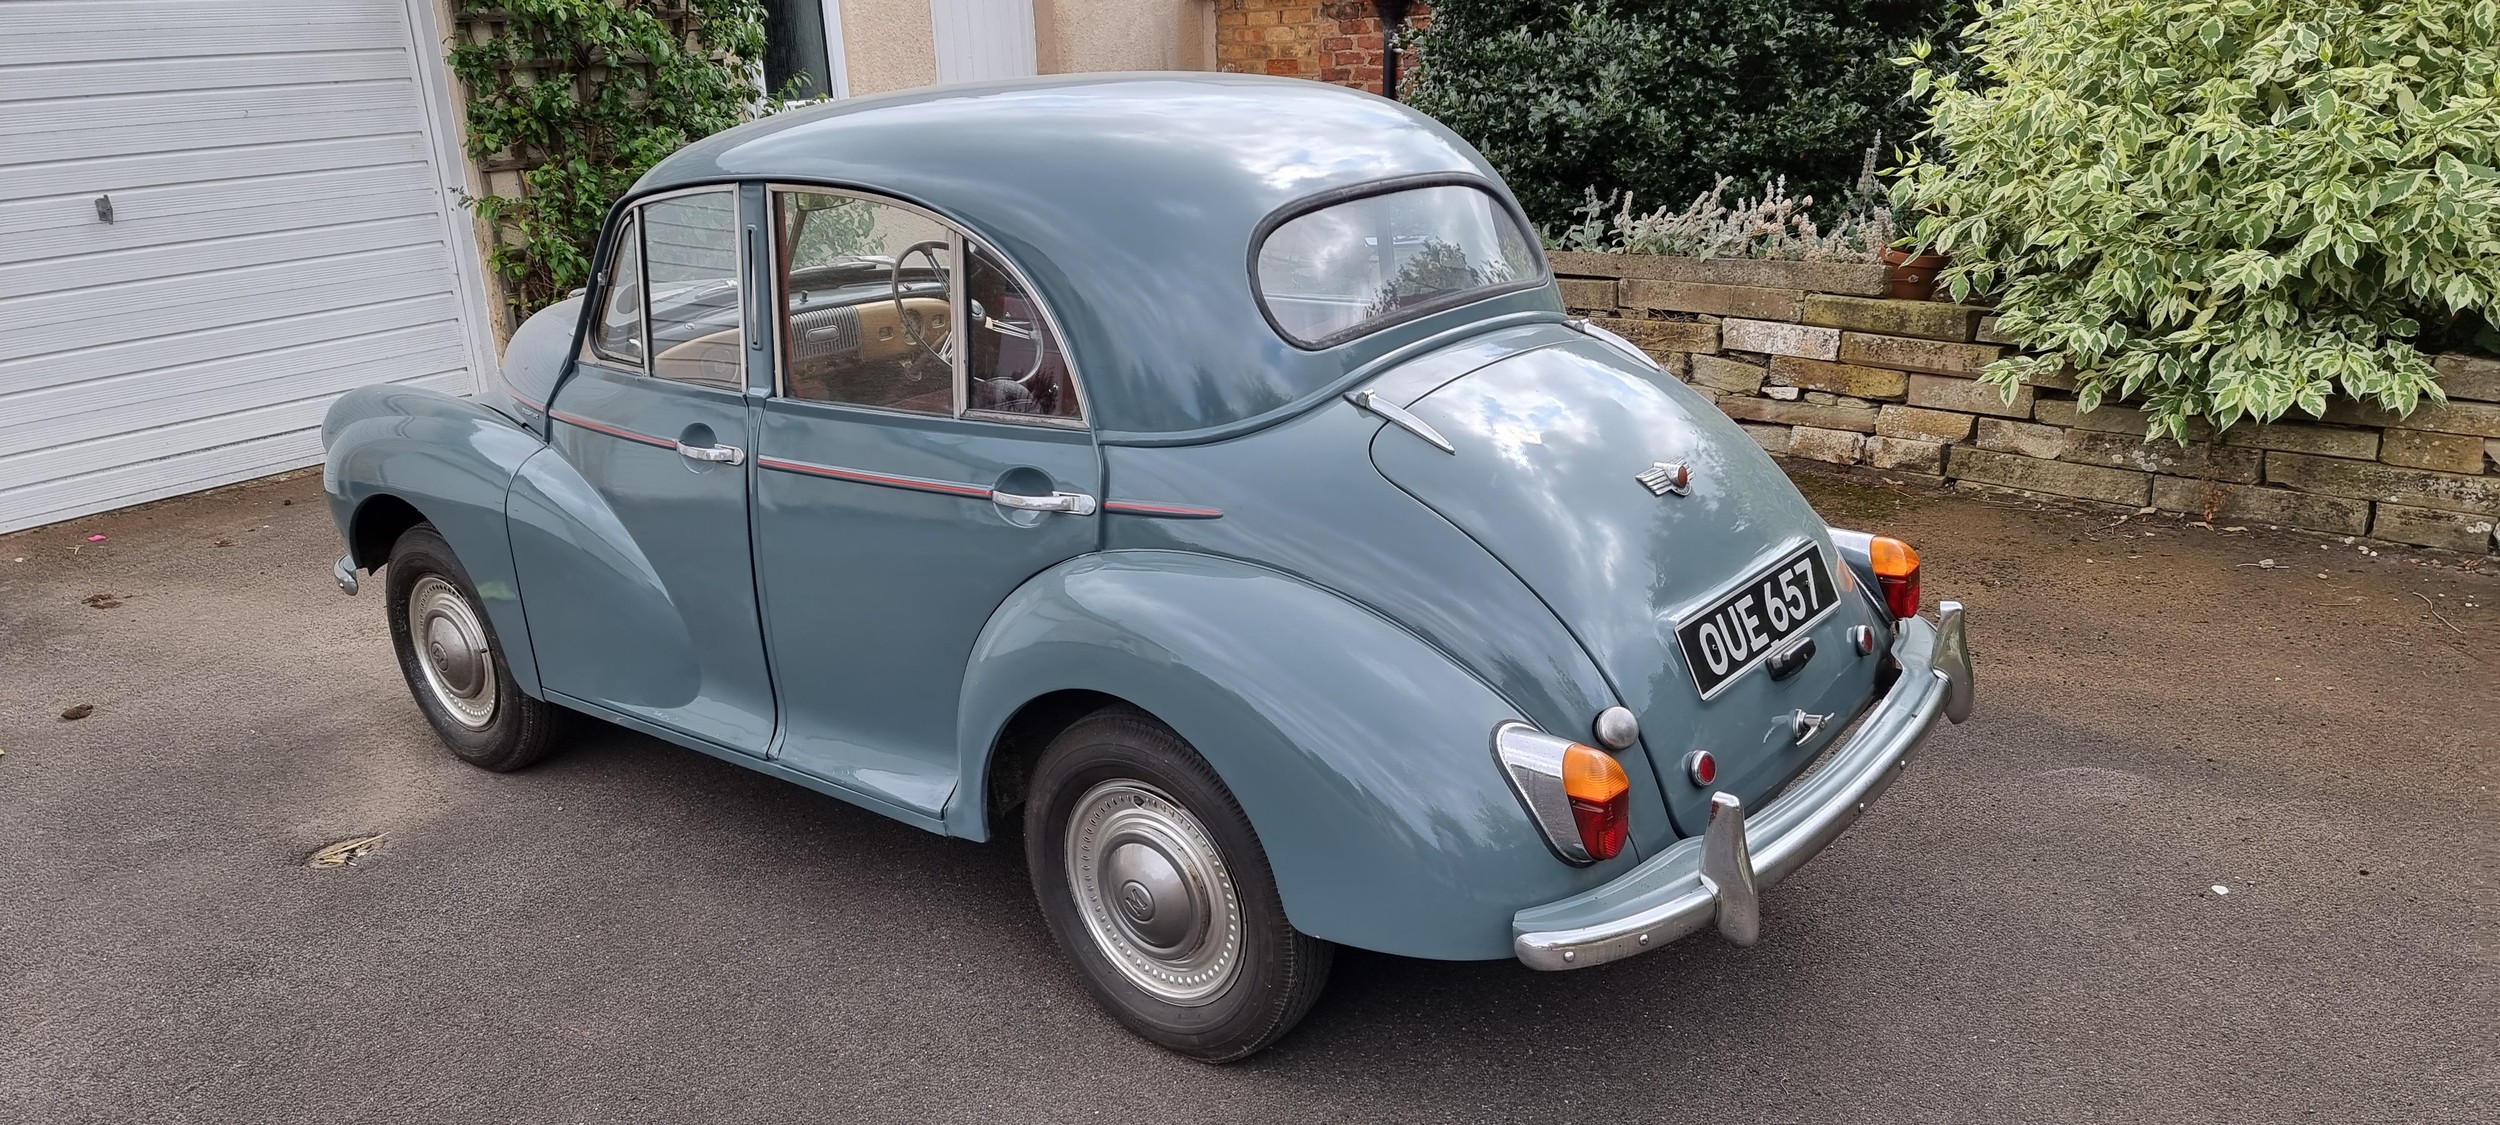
<box><xmin>1684</xmin><ymin>749</ymin><xmax>1718</xmax><ymax>787</ymax></box>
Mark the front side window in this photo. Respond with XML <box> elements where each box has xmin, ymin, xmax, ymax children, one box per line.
<box><xmin>1254</xmin><ymin>183</ymin><xmax>1541</xmax><ymax>348</ymax></box>
<box><xmin>642</xmin><ymin>190</ymin><xmax>745</xmax><ymax>390</ymax></box>
<box><xmin>773</xmin><ymin>189</ymin><xmax>1081</xmax><ymax>423</ymax></box>
<box><xmin>776</xmin><ymin>191</ymin><xmax>956</xmax><ymax>414</ymax></box>
<box><xmin>590</xmin><ymin>215</ymin><xmax>644</xmax><ymax>367</ymax></box>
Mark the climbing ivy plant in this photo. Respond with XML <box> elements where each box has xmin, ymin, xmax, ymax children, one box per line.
<box><xmin>447</xmin><ymin>0</ymin><xmax>771</xmax><ymax>322</ymax></box>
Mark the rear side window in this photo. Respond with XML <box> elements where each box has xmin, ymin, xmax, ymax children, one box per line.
<box><xmin>1254</xmin><ymin>184</ymin><xmax>1541</xmax><ymax>348</ymax></box>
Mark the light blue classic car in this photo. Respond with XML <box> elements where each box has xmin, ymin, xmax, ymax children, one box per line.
<box><xmin>323</xmin><ymin>75</ymin><xmax>1973</xmax><ymax>1061</ymax></box>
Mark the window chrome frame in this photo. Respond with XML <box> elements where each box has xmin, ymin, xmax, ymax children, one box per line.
<box><xmin>761</xmin><ymin>182</ymin><xmax>1090</xmax><ymax>429</ymax></box>
<box><xmin>580</xmin><ymin>212</ymin><xmax>649</xmax><ymax>374</ymax></box>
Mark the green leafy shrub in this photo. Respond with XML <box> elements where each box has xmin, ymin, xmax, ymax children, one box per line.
<box><xmin>1406</xmin><ymin>1</ymin><xmax>1969</xmax><ymax>232</ymax></box>
<box><xmin>1894</xmin><ymin>0</ymin><xmax>2500</xmax><ymax>439</ymax></box>
<box><xmin>448</xmin><ymin>0</ymin><xmax>771</xmax><ymax>321</ymax></box>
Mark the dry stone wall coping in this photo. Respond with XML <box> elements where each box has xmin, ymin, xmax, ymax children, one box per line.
<box><xmin>1553</xmin><ymin>252</ymin><xmax>2500</xmax><ymax>554</ymax></box>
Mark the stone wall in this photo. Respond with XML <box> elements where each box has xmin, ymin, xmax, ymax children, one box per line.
<box><xmin>1212</xmin><ymin>1</ymin><xmax>1430</xmax><ymax>92</ymax></box>
<box><xmin>1552</xmin><ymin>251</ymin><xmax>2500</xmax><ymax>555</ymax></box>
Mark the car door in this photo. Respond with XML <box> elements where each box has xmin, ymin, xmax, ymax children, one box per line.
<box><xmin>750</xmin><ymin>187</ymin><xmax>1098</xmax><ymax>822</ymax></box>
<box><xmin>513</xmin><ymin>185</ymin><xmax>777</xmax><ymax>753</ymax></box>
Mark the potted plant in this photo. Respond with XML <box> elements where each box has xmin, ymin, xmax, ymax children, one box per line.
<box><xmin>1881</xmin><ymin>241</ymin><xmax>1949</xmax><ymax>300</ymax></box>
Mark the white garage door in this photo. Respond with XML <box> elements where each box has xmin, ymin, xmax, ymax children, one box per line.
<box><xmin>0</xmin><ymin>0</ymin><xmax>495</xmax><ymax>534</ymax></box>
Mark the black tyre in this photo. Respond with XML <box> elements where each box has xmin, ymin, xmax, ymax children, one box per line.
<box><xmin>384</xmin><ymin>524</ymin><xmax>560</xmax><ymax>771</ymax></box>
<box><xmin>1025</xmin><ymin>706</ymin><xmax>1333</xmax><ymax>1062</ymax></box>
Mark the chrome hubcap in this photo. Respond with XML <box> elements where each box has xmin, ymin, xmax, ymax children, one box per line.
<box><xmin>1064</xmin><ymin>781</ymin><xmax>1242</xmax><ymax>1005</ymax></box>
<box><xmin>407</xmin><ymin>574</ymin><xmax>496</xmax><ymax>731</ymax></box>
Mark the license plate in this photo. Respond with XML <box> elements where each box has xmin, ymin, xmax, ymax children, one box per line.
<box><xmin>1675</xmin><ymin>544</ymin><xmax>1840</xmax><ymax>699</ymax></box>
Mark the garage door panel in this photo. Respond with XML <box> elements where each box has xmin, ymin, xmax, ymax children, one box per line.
<box><xmin>0</xmin><ymin>0</ymin><xmax>490</xmax><ymax>534</ymax></box>
<box><xmin>0</xmin><ymin>293</ymin><xmax>462</xmax><ymax>397</ymax></box>
<box><xmin>0</xmin><ymin>428</ymin><xmax>329</xmax><ymax>535</ymax></box>
<box><xmin>0</xmin><ymin>180</ymin><xmax>441</xmax><ymax>266</ymax></box>
<box><xmin>8</xmin><ymin>244</ymin><xmax>459</xmax><ymax>359</ymax></box>
<box><xmin>0</xmin><ymin>214</ymin><xmax>446</xmax><ymax>301</ymax></box>
<box><xmin>0</xmin><ymin>368</ymin><xmax>468</xmax><ymax>498</ymax></box>
<box><xmin>0</xmin><ymin>134</ymin><xmax>431</xmax><ymax>200</ymax></box>
<box><xmin>0</xmin><ymin>159</ymin><xmax>436</xmax><ymax>233</ymax></box>
<box><xmin>4</xmin><ymin>109</ymin><xmax>422</xmax><ymax>174</ymax></box>
<box><xmin>0</xmin><ymin>48</ymin><xmax>411</xmax><ymax>102</ymax></box>
<box><xmin>0</xmin><ymin>331</ymin><xmax>469</xmax><ymax>450</ymax></box>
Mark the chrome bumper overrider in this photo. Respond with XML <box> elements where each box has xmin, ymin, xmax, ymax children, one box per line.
<box><xmin>1512</xmin><ymin>601</ymin><xmax>1973</xmax><ymax>970</ymax></box>
<box><xmin>333</xmin><ymin>553</ymin><xmax>359</xmax><ymax>596</ymax></box>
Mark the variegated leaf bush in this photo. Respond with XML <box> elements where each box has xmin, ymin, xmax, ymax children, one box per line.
<box><xmin>1892</xmin><ymin>0</ymin><xmax>2500</xmax><ymax>440</ymax></box>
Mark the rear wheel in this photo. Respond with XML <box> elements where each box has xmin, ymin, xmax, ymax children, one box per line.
<box><xmin>1025</xmin><ymin>706</ymin><xmax>1332</xmax><ymax>1062</ymax></box>
<box><xmin>384</xmin><ymin>524</ymin><xmax>560</xmax><ymax>771</ymax></box>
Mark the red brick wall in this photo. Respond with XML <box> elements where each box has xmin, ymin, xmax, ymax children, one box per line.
<box><xmin>1214</xmin><ymin>1</ymin><xmax>1432</xmax><ymax>95</ymax></box>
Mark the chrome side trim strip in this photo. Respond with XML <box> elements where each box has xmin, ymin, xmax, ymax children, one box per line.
<box><xmin>755</xmin><ymin>455</ymin><xmax>991</xmax><ymax>498</ymax></box>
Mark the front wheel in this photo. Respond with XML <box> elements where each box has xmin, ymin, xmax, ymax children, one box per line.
<box><xmin>1026</xmin><ymin>707</ymin><xmax>1332</xmax><ymax>1062</ymax></box>
<box><xmin>384</xmin><ymin>524</ymin><xmax>560</xmax><ymax>771</ymax></box>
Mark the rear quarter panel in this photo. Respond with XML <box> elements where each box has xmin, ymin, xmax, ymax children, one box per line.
<box><xmin>954</xmin><ymin>550</ymin><xmax>1639</xmax><ymax>961</ymax></box>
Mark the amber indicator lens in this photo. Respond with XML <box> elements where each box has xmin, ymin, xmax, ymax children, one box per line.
<box><xmin>1869</xmin><ymin>535</ymin><xmax>1922</xmax><ymax>620</ymax></box>
<box><xmin>1562</xmin><ymin>744</ymin><xmax>1631</xmax><ymax>860</ymax></box>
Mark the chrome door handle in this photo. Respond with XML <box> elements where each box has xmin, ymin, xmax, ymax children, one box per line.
<box><xmin>990</xmin><ymin>489</ymin><xmax>1097</xmax><ymax>516</ymax></box>
<box><xmin>676</xmin><ymin>441</ymin><xmax>745</xmax><ymax>465</ymax></box>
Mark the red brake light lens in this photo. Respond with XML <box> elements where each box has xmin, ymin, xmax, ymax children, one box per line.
<box><xmin>1562</xmin><ymin>744</ymin><xmax>1631</xmax><ymax>861</ymax></box>
<box><xmin>1869</xmin><ymin>535</ymin><xmax>1921</xmax><ymax>620</ymax></box>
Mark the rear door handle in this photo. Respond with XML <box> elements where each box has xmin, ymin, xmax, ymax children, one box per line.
<box><xmin>677</xmin><ymin>441</ymin><xmax>745</xmax><ymax>465</ymax></box>
<box><xmin>990</xmin><ymin>489</ymin><xmax>1097</xmax><ymax>516</ymax></box>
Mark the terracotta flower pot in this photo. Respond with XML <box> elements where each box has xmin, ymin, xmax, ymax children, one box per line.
<box><xmin>1881</xmin><ymin>245</ymin><xmax>1949</xmax><ymax>301</ymax></box>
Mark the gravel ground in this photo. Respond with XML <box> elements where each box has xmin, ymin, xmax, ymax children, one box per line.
<box><xmin>2</xmin><ymin>468</ymin><xmax>2493</xmax><ymax>1124</ymax></box>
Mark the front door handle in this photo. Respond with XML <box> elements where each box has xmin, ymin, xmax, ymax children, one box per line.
<box><xmin>677</xmin><ymin>441</ymin><xmax>745</xmax><ymax>465</ymax></box>
<box><xmin>990</xmin><ymin>489</ymin><xmax>1097</xmax><ymax>516</ymax></box>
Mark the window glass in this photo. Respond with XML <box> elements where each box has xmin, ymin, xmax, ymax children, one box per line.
<box><xmin>964</xmin><ymin>243</ymin><xmax>1079</xmax><ymax>421</ymax></box>
<box><xmin>590</xmin><ymin>215</ymin><xmax>644</xmax><ymax>366</ymax></box>
<box><xmin>642</xmin><ymin>190</ymin><xmax>745</xmax><ymax>390</ymax></box>
<box><xmin>776</xmin><ymin>191</ymin><xmax>956</xmax><ymax>414</ymax></box>
<box><xmin>1254</xmin><ymin>184</ymin><xmax>1540</xmax><ymax>347</ymax></box>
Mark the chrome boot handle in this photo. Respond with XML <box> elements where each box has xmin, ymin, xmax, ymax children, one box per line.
<box><xmin>990</xmin><ymin>489</ymin><xmax>1097</xmax><ymax>516</ymax></box>
<box><xmin>676</xmin><ymin>441</ymin><xmax>745</xmax><ymax>465</ymax></box>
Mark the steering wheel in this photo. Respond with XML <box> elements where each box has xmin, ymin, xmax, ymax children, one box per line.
<box><xmin>891</xmin><ymin>240</ymin><xmax>953</xmax><ymax>367</ymax></box>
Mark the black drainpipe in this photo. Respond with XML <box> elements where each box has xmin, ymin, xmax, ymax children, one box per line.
<box><xmin>1373</xmin><ymin>0</ymin><xmax>1412</xmax><ymax>100</ymax></box>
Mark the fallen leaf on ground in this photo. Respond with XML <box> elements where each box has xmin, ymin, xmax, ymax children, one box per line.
<box><xmin>307</xmin><ymin>835</ymin><xmax>385</xmax><ymax>868</ymax></box>
<box><xmin>59</xmin><ymin>704</ymin><xmax>93</xmax><ymax>721</ymax></box>
<box><xmin>81</xmin><ymin>593</ymin><xmax>122</xmax><ymax>609</ymax></box>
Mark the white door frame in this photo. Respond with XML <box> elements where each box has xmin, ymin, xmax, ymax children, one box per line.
<box><xmin>819</xmin><ymin>0</ymin><xmax>853</xmax><ymax>98</ymax></box>
<box><xmin>400</xmin><ymin>0</ymin><xmax>502</xmax><ymax>394</ymax></box>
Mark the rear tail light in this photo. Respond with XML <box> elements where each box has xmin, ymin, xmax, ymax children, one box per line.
<box><xmin>1869</xmin><ymin>535</ymin><xmax>1921</xmax><ymax>620</ymax></box>
<box><xmin>1493</xmin><ymin>722</ymin><xmax>1633</xmax><ymax>865</ymax></box>
<box><xmin>1562</xmin><ymin>744</ymin><xmax>1631</xmax><ymax>861</ymax></box>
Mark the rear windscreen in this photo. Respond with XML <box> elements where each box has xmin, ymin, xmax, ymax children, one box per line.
<box><xmin>1253</xmin><ymin>184</ymin><xmax>1542</xmax><ymax>348</ymax></box>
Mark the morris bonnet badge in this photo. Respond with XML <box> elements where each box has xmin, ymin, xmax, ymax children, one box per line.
<box><xmin>1636</xmin><ymin>461</ymin><xmax>1693</xmax><ymax>497</ymax></box>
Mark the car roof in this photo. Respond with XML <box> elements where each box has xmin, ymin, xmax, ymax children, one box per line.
<box><xmin>633</xmin><ymin>73</ymin><xmax>1557</xmax><ymax>439</ymax></box>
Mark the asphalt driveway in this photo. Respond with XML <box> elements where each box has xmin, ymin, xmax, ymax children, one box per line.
<box><xmin>3</xmin><ymin>469</ymin><xmax>2493</xmax><ymax>1123</ymax></box>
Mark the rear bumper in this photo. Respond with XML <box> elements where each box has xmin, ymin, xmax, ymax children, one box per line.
<box><xmin>1511</xmin><ymin>601</ymin><xmax>1973</xmax><ymax>969</ymax></box>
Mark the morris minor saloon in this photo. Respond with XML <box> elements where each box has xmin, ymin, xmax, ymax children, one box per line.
<box><xmin>323</xmin><ymin>75</ymin><xmax>1974</xmax><ymax>1061</ymax></box>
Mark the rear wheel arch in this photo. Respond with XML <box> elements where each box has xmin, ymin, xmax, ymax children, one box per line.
<box><xmin>982</xmin><ymin>688</ymin><xmax>1126</xmax><ymax>838</ymax></box>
